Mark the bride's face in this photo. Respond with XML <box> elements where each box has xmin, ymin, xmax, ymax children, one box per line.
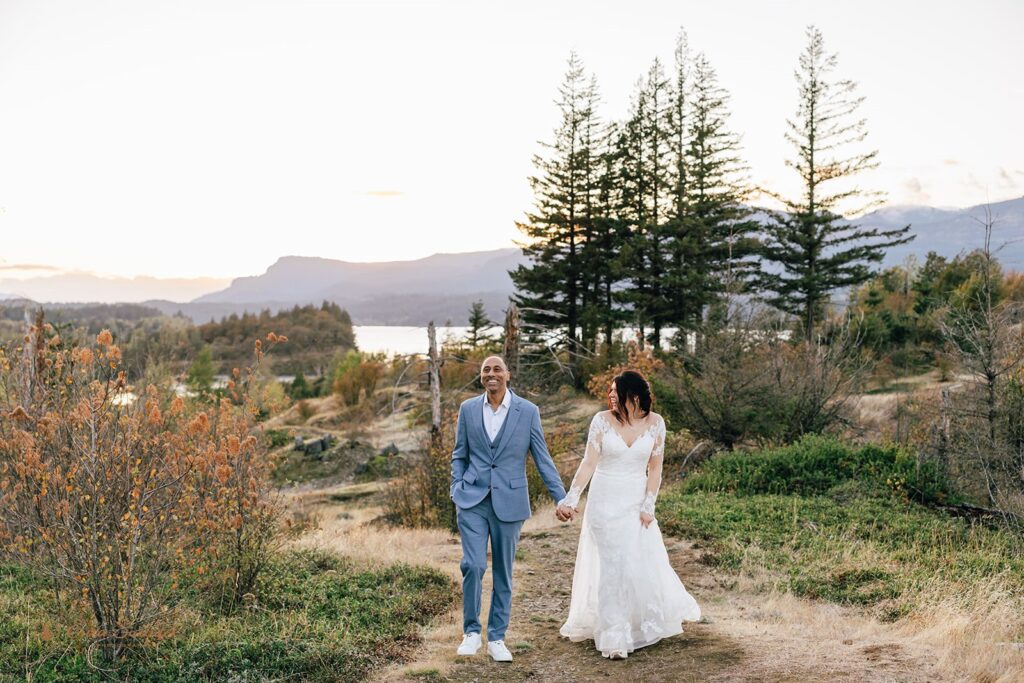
<box><xmin>607</xmin><ymin>382</ymin><xmax>619</xmax><ymax>411</ymax></box>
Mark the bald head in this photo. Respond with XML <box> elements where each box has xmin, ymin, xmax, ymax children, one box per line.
<box><xmin>480</xmin><ymin>355</ymin><xmax>511</xmax><ymax>398</ymax></box>
<box><xmin>482</xmin><ymin>355</ymin><xmax>507</xmax><ymax>370</ymax></box>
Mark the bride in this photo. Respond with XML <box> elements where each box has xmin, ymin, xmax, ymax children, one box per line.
<box><xmin>556</xmin><ymin>369</ymin><xmax>701</xmax><ymax>659</ymax></box>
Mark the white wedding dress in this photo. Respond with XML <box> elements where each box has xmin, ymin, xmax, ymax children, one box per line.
<box><xmin>558</xmin><ymin>411</ymin><xmax>701</xmax><ymax>657</ymax></box>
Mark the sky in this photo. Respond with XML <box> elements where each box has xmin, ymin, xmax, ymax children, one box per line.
<box><xmin>0</xmin><ymin>0</ymin><xmax>1021</xmax><ymax>281</ymax></box>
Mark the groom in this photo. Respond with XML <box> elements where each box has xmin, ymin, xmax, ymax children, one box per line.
<box><xmin>450</xmin><ymin>355</ymin><xmax>571</xmax><ymax>662</ymax></box>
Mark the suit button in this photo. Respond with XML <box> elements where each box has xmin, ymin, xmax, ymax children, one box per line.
<box><xmin>491</xmin><ymin>464</ymin><xmax>496</xmax><ymax>469</ymax></box>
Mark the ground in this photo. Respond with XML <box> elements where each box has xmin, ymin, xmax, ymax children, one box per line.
<box><xmin>273</xmin><ymin>388</ymin><xmax>996</xmax><ymax>682</ymax></box>
<box><xmin>290</xmin><ymin>480</ymin><xmax>949</xmax><ymax>683</ymax></box>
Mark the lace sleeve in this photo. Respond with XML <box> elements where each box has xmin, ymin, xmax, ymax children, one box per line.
<box><xmin>641</xmin><ymin>416</ymin><xmax>666</xmax><ymax>517</ymax></box>
<box><xmin>557</xmin><ymin>413</ymin><xmax>606</xmax><ymax>509</ymax></box>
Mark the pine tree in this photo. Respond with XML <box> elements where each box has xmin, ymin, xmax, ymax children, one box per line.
<box><xmin>661</xmin><ymin>32</ymin><xmax>698</xmax><ymax>342</ymax></box>
<box><xmin>466</xmin><ymin>300</ymin><xmax>492</xmax><ymax>347</ymax></box>
<box><xmin>186</xmin><ymin>345</ymin><xmax>215</xmax><ymax>396</ymax></box>
<box><xmin>290</xmin><ymin>371</ymin><xmax>311</xmax><ymax>399</ymax></box>
<box><xmin>682</xmin><ymin>53</ymin><xmax>759</xmax><ymax>322</ymax></box>
<box><xmin>589</xmin><ymin>121</ymin><xmax>630</xmax><ymax>349</ymax></box>
<box><xmin>759</xmin><ymin>26</ymin><xmax>912</xmax><ymax>339</ymax></box>
<box><xmin>619</xmin><ymin>58</ymin><xmax>673</xmax><ymax>348</ymax></box>
<box><xmin>512</xmin><ymin>53</ymin><xmax>601</xmax><ymax>357</ymax></box>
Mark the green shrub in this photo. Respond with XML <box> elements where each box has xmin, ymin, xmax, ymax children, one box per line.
<box><xmin>331</xmin><ymin>351</ymin><xmax>385</xmax><ymax>406</ymax></box>
<box><xmin>263</xmin><ymin>428</ymin><xmax>292</xmax><ymax>449</ymax></box>
<box><xmin>682</xmin><ymin>434</ymin><xmax>955</xmax><ymax>505</ymax></box>
<box><xmin>658</xmin><ymin>490</ymin><xmax>1024</xmax><ymax>614</ymax></box>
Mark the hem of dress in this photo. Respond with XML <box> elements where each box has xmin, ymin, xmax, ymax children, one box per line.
<box><xmin>559</xmin><ymin>622</ymin><xmax>691</xmax><ymax>655</ymax></box>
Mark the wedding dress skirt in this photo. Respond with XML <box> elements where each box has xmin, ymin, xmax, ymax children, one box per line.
<box><xmin>559</xmin><ymin>416</ymin><xmax>701</xmax><ymax>657</ymax></box>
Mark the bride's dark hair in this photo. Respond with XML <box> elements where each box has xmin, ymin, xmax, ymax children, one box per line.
<box><xmin>609</xmin><ymin>370</ymin><xmax>653</xmax><ymax>425</ymax></box>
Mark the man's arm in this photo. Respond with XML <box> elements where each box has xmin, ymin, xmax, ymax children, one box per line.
<box><xmin>528</xmin><ymin>405</ymin><xmax>567</xmax><ymax>504</ymax></box>
<box><xmin>450</xmin><ymin>404</ymin><xmax>469</xmax><ymax>499</ymax></box>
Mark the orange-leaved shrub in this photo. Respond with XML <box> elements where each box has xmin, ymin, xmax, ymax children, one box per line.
<box><xmin>0</xmin><ymin>317</ymin><xmax>286</xmax><ymax>657</ymax></box>
<box><xmin>586</xmin><ymin>343</ymin><xmax>665</xmax><ymax>399</ymax></box>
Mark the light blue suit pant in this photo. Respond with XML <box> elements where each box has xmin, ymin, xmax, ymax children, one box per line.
<box><xmin>457</xmin><ymin>493</ymin><xmax>523</xmax><ymax>641</ymax></box>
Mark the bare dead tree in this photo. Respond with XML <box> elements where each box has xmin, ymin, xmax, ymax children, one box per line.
<box><xmin>503</xmin><ymin>301</ymin><xmax>521</xmax><ymax>380</ymax></box>
<box><xmin>427</xmin><ymin>322</ymin><xmax>443</xmax><ymax>453</ymax></box>
<box><xmin>937</xmin><ymin>206</ymin><xmax>1024</xmax><ymax>527</ymax></box>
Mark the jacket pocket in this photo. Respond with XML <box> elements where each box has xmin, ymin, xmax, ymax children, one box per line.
<box><xmin>509</xmin><ymin>476</ymin><xmax>527</xmax><ymax>489</ymax></box>
<box><xmin>462</xmin><ymin>468</ymin><xmax>477</xmax><ymax>485</ymax></box>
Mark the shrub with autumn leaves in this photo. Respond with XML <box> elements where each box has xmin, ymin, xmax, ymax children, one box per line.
<box><xmin>585</xmin><ymin>343</ymin><xmax>665</xmax><ymax>401</ymax></box>
<box><xmin>0</xmin><ymin>316</ymin><xmax>287</xmax><ymax>658</ymax></box>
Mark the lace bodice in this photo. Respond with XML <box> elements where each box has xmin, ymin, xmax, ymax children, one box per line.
<box><xmin>558</xmin><ymin>412</ymin><xmax>665</xmax><ymax>511</ymax></box>
<box><xmin>590</xmin><ymin>412</ymin><xmax>664</xmax><ymax>476</ymax></box>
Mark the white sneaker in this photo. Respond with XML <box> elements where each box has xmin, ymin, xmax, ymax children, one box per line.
<box><xmin>487</xmin><ymin>639</ymin><xmax>513</xmax><ymax>662</ymax></box>
<box><xmin>457</xmin><ymin>632</ymin><xmax>481</xmax><ymax>656</ymax></box>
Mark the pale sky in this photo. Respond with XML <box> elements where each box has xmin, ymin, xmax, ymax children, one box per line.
<box><xmin>1</xmin><ymin>0</ymin><xmax>1021</xmax><ymax>280</ymax></box>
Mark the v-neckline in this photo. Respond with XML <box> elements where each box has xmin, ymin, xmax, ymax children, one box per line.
<box><xmin>602</xmin><ymin>413</ymin><xmax>655</xmax><ymax>449</ymax></box>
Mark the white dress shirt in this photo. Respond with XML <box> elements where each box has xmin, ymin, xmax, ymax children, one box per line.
<box><xmin>482</xmin><ymin>389</ymin><xmax>512</xmax><ymax>442</ymax></box>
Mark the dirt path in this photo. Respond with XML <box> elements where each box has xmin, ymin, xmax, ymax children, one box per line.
<box><xmin>349</xmin><ymin>498</ymin><xmax>949</xmax><ymax>683</ymax></box>
<box><xmin>277</xmin><ymin>394</ymin><xmax>951</xmax><ymax>682</ymax></box>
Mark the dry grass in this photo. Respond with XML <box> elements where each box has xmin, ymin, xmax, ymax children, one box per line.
<box><xmin>898</xmin><ymin>578</ymin><xmax>1024</xmax><ymax>683</ymax></box>
<box><xmin>283</xmin><ymin>481</ymin><xmax>469</xmax><ymax>682</ymax></box>
<box><xmin>711</xmin><ymin>563</ymin><xmax>1024</xmax><ymax>682</ymax></box>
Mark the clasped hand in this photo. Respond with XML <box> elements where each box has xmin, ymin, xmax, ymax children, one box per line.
<box><xmin>557</xmin><ymin>506</ymin><xmax>654</xmax><ymax>526</ymax></box>
<box><xmin>555</xmin><ymin>504</ymin><xmax>576</xmax><ymax>522</ymax></box>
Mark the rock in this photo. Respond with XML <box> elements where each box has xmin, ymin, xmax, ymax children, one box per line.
<box><xmin>304</xmin><ymin>439</ymin><xmax>323</xmax><ymax>457</ymax></box>
<box><xmin>380</xmin><ymin>443</ymin><xmax>400</xmax><ymax>457</ymax></box>
<box><xmin>294</xmin><ymin>436</ymin><xmax>305</xmax><ymax>450</ymax></box>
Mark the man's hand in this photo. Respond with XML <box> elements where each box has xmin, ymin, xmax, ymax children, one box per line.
<box><xmin>555</xmin><ymin>504</ymin><xmax>576</xmax><ymax>522</ymax></box>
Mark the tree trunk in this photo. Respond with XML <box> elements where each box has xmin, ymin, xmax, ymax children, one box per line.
<box><xmin>503</xmin><ymin>301</ymin><xmax>521</xmax><ymax>381</ymax></box>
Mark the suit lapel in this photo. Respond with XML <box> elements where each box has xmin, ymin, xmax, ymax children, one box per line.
<box><xmin>494</xmin><ymin>390</ymin><xmax>522</xmax><ymax>459</ymax></box>
<box><xmin>475</xmin><ymin>393</ymin><xmax>489</xmax><ymax>446</ymax></box>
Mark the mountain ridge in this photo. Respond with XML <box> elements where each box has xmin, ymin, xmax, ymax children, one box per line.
<box><xmin>3</xmin><ymin>197</ymin><xmax>1021</xmax><ymax>324</ymax></box>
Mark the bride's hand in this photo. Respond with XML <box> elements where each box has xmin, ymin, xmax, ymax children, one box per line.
<box><xmin>556</xmin><ymin>504</ymin><xmax>576</xmax><ymax>522</ymax></box>
<box><xmin>640</xmin><ymin>511</ymin><xmax>655</xmax><ymax>528</ymax></box>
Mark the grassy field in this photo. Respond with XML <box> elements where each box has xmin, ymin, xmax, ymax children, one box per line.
<box><xmin>657</xmin><ymin>435</ymin><xmax>1024</xmax><ymax>676</ymax></box>
<box><xmin>0</xmin><ymin>549</ymin><xmax>456</xmax><ymax>682</ymax></box>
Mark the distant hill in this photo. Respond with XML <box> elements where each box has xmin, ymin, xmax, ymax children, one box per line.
<box><xmin>4</xmin><ymin>197</ymin><xmax>1021</xmax><ymax>325</ymax></box>
<box><xmin>142</xmin><ymin>292</ymin><xmax>516</xmax><ymax>326</ymax></box>
<box><xmin>195</xmin><ymin>248</ymin><xmax>524</xmax><ymax>301</ymax></box>
<box><xmin>187</xmin><ymin>248</ymin><xmax>528</xmax><ymax>325</ymax></box>
<box><xmin>0</xmin><ymin>273</ymin><xmax>230</xmax><ymax>305</ymax></box>
<box><xmin>856</xmin><ymin>196</ymin><xmax>1024</xmax><ymax>269</ymax></box>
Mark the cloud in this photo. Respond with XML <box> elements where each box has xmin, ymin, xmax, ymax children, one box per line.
<box><xmin>902</xmin><ymin>177</ymin><xmax>931</xmax><ymax>203</ymax></box>
<box><xmin>364</xmin><ymin>190</ymin><xmax>404</xmax><ymax>198</ymax></box>
<box><xmin>964</xmin><ymin>172</ymin><xmax>986</xmax><ymax>191</ymax></box>
<box><xmin>0</xmin><ymin>263</ymin><xmax>62</xmax><ymax>272</ymax></box>
<box><xmin>998</xmin><ymin>167</ymin><xmax>1018</xmax><ymax>189</ymax></box>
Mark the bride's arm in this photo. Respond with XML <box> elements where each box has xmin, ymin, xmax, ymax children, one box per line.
<box><xmin>640</xmin><ymin>416</ymin><xmax>666</xmax><ymax>527</ymax></box>
<box><xmin>557</xmin><ymin>413</ymin><xmax>605</xmax><ymax>510</ymax></box>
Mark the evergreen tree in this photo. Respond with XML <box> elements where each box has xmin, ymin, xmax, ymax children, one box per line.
<box><xmin>466</xmin><ymin>300</ymin><xmax>492</xmax><ymax>347</ymax></box>
<box><xmin>619</xmin><ymin>58</ymin><xmax>673</xmax><ymax>348</ymax></box>
<box><xmin>589</xmin><ymin>120</ymin><xmax>630</xmax><ymax>349</ymax></box>
<box><xmin>662</xmin><ymin>30</ymin><xmax>693</xmax><ymax>342</ymax></box>
<box><xmin>759</xmin><ymin>26</ymin><xmax>912</xmax><ymax>339</ymax></box>
<box><xmin>186</xmin><ymin>345</ymin><xmax>215</xmax><ymax>396</ymax></box>
<box><xmin>512</xmin><ymin>52</ymin><xmax>601</xmax><ymax>358</ymax></box>
<box><xmin>681</xmin><ymin>53</ymin><xmax>759</xmax><ymax>327</ymax></box>
<box><xmin>289</xmin><ymin>371</ymin><xmax>311</xmax><ymax>399</ymax></box>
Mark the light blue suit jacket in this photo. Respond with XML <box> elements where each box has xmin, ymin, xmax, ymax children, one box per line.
<box><xmin>450</xmin><ymin>389</ymin><xmax>567</xmax><ymax>522</ymax></box>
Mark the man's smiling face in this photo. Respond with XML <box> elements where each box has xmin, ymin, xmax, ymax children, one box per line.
<box><xmin>480</xmin><ymin>356</ymin><xmax>510</xmax><ymax>396</ymax></box>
